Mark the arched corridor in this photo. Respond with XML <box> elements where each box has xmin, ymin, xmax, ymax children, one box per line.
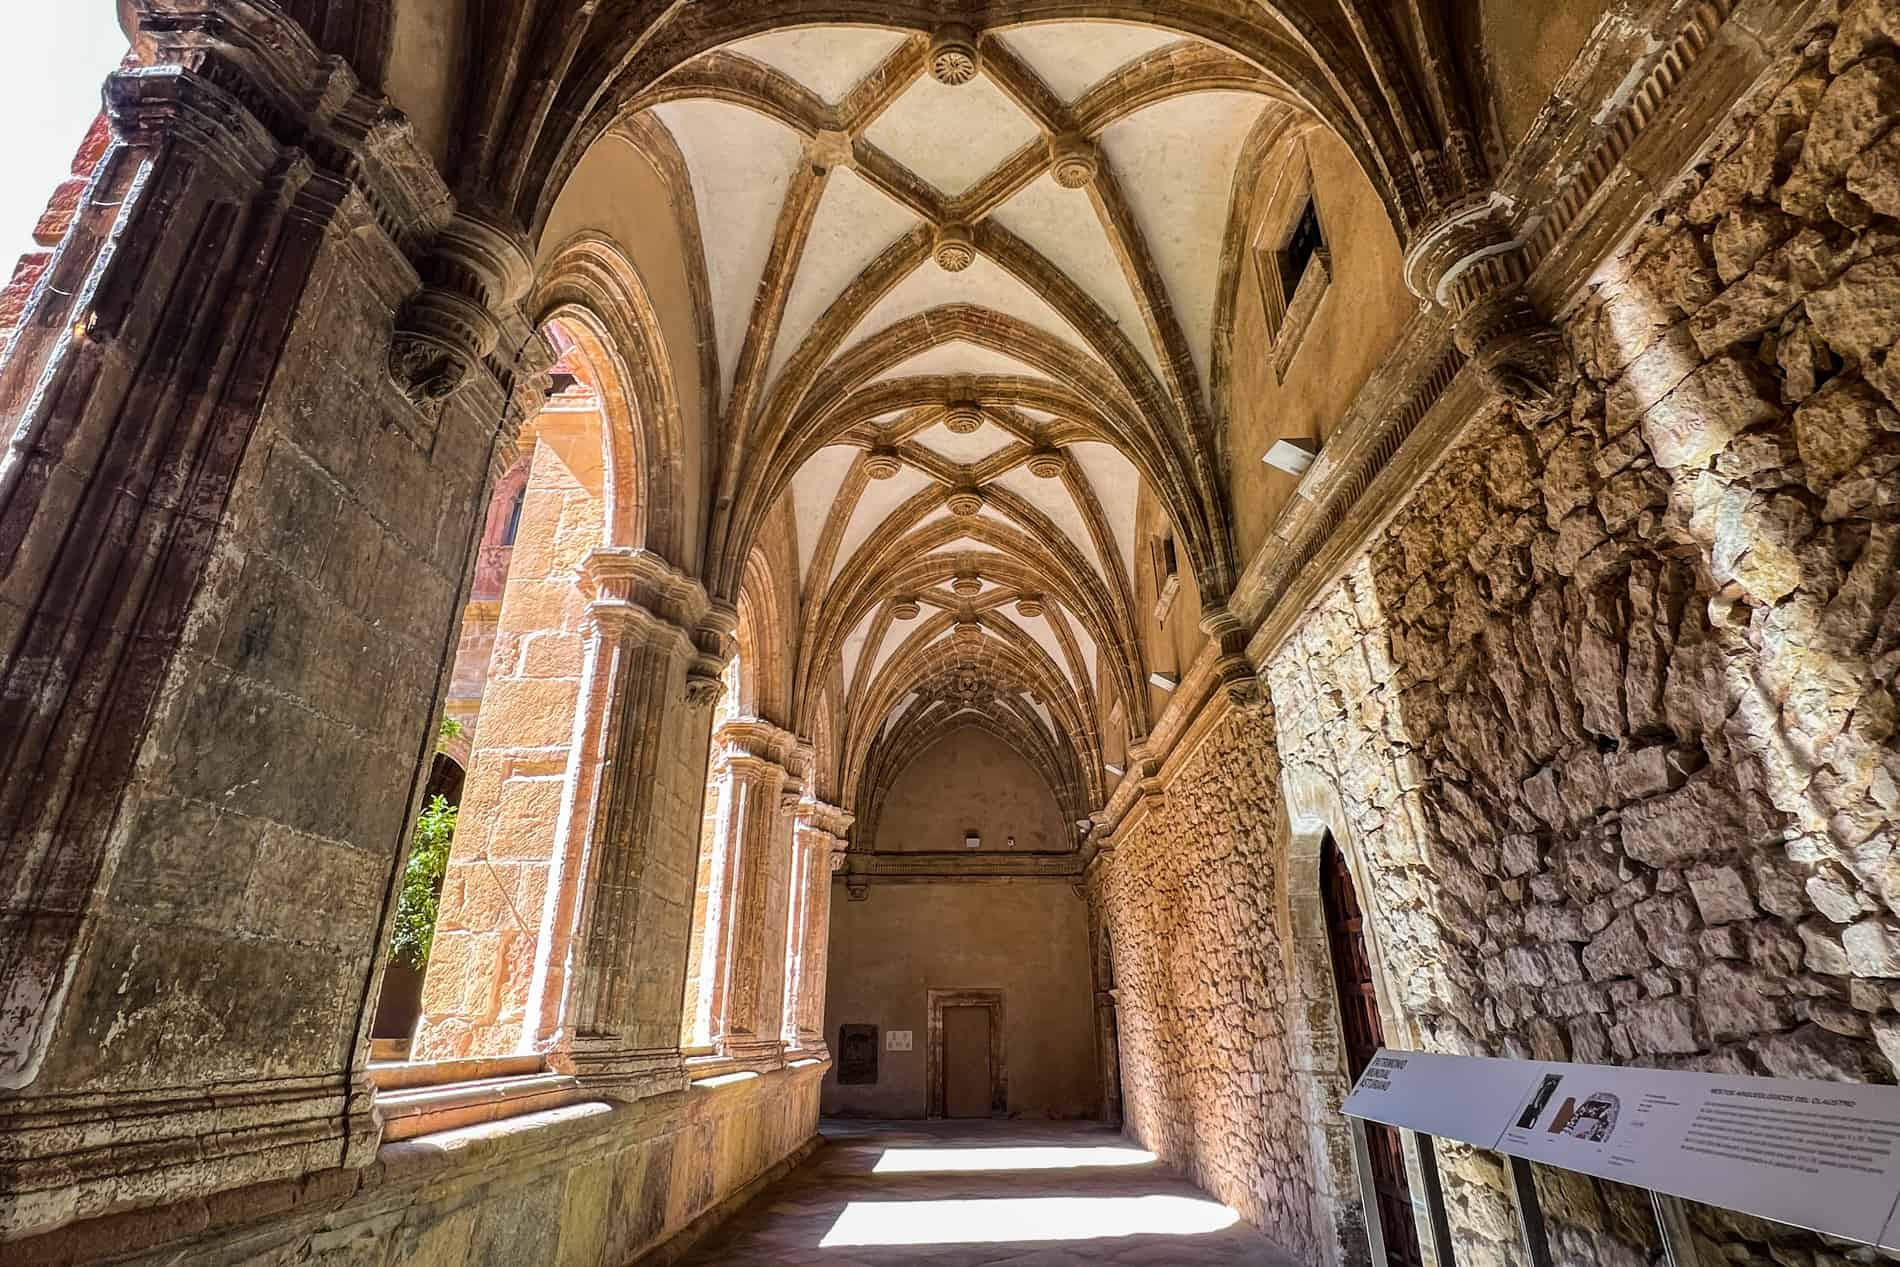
<box><xmin>3</xmin><ymin>1</ymin><xmax>1898</xmax><ymax>1265</ymax></box>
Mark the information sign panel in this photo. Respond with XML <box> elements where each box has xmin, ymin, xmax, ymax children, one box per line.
<box><xmin>1341</xmin><ymin>1049</ymin><xmax>1542</xmax><ymax>1148</ymax></box>
<box><xmin>1344</xmin><ymin>1048</ymin><xmax>1900</xmax><ymax>1247</ymax></box>
<box><xmin>1499</xmin><ymin>1062</ymin><xmax>1900</xmax><ymax>1247</ymax></box>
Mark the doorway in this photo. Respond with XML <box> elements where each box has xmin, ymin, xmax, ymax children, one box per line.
<box><xmin>925</xmin><ymin>989</ymin><xmax>1005</xmax><ymax>1118</ymax></box>
<box><xmin>1321</xmin><ymin>835</ymin><xmax>1423</xmax><ymax>1267</ymax></box>
<box><xmin>943</xmin><ymin>1006</ymin><xmax>992</xmax><ymax>1118</ymax></box>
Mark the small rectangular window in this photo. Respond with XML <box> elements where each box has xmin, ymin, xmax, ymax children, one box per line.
<box><xmin>1279</xmin><ymin>198</ymin><xmax>1324</xmax><ymax>300</ymax></box>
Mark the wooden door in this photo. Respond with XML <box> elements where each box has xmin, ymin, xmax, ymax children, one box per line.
<box><xmin>1322</xmin><ymin>836</ymin><xmax>1423</xmax><ymax>1267</ymax></box>
<box><xmin>943</xmin><ymin>1005</ymin><xmax>992</xmax><ymax>1118</ymax></box>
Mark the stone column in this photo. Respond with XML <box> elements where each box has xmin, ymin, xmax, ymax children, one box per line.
<box><xmin>0</xmin><ymin>0</ymin><xmax>547</xmax><ymax>1239</ymax></box>
<box><xmin>710</xmin><ymin>719</ymin><xmax>800</xmax><ymax>1064</ymax></box>
<box><xmin>548</xmin><ymin>549</ymin><xmax>728</xmax><ymax>1098</ymax></box>
<box><xmin>786</xmin><ymin>800</ymin><xmax>852</xmax><ymax>1054</ymax></box>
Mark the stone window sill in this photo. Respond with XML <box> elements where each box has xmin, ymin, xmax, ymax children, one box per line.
<box><xmin>369</xmin><ymin>1054</ymin><xmax>581</xmax><ymax>1143</ymax></box>
<box><xmin>1271</xmin><ymin>250</ymin><xmax>1330</xmax><ymax>381</ymax></box>
<box><xmin>1152</xmin><ymin>572</ymin><xmax>1180</xmax><ymax>625</ymax></box>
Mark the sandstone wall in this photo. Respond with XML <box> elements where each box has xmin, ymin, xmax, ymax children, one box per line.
<box><xmin>17</xmin><ymin>1065</ymin><xmax>822</xmax><ymax>1267</ymax></box>
<box><xmin>1090</xmin><ymin>705</ymin><xmax>1321</xmax><ymax>1261</ymax></box>
<box><xmin>873</xmin><ymin>727</ymin><xmax>1069</xmax><ymax>852</ymax></box>
<box><xmin>820</xmin><ymin>880</ymin><xmax>1097</xmax><ymax>1118</ymax></box>
<box><xmin>1267</xmin><ymin>12</ymin><xmax>1900</xmax><ymax>1266</ymax></box>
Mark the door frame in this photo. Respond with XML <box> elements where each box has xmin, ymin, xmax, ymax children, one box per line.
<box><xmin>925</xmin><ymin>989</ymin><xmax>1006</xmax><ymax>1119</ymax></box>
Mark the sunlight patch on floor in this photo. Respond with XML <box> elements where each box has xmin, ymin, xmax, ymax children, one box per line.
<box><xmin>872</xmin><ymin>1144</ymin><xmax>1158</xmax><ymax>1173</ymax></box>
<box><xmin>820</xmin><ymin>1195</ymin><xmax>1239</xmax><ymax>1246</ymax></box>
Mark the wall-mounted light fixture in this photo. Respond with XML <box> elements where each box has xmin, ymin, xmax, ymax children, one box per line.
<box><xmin>964</xmin><ymin>831</ymin><xmax>981</xmax><ymax>849</ymax></box>
<box><xmin>1262</xmin><ymin>436</ymin><xmax>1318</xmax><ymax>475</ymax></box>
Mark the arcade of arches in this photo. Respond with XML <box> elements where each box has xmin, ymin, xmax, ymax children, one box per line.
<box><xmin>3</xmin><ymin>1</ymin><xmax>1899</xmax><ymax>1265</ymax></box>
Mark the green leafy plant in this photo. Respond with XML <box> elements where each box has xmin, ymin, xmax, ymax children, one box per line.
<box><xmin>391</xmin><ymin>795</ymin><xmax>457</xmax><ymax>969</ymax></box>
<box><xmin>437</xmin><ymin>714</ymin><xmax>464</xmax><ymax>745</ymax></box>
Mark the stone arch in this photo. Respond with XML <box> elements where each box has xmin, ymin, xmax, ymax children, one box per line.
<box><xmin>533</xmin><ymin>231</ymin><xmax>689</xmax><ymax>564</ymax></box>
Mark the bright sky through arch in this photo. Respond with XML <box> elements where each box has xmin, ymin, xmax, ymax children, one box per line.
<box><xmin>0</xmin><ymin>4</ymin><xmax>128</xmax><ymax>257</ymax></box>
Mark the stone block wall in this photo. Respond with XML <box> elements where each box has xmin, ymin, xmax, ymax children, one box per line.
<box><xmin>1266</xmin><ymin>9</ymin><xmax>1900</xmax><ymax>1264</ymax></box>
<box><xmin>14</xmin><ymin>1064</ymin><xmax>823</xmax><ymax>1266</ymax></box>
<box><xmin>1090</xmin><ymin>705</ymin><xmax>1321</xmax><ymax>1261</ymax></box>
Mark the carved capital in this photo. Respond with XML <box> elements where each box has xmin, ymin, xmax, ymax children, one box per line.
<box><xmin>1403</xmin><ymin>198</ymin><xmax>1569</xmax><ymax>416</ymax></box>
<box><xmin>390</xmin><ymin>212</ymin><xmax>538</xmax><ymax>413</ymax></box>
<box><xmin>684</xmin><ymin>671</ymin><xmax>724</xmax><ymax>709</ymax></box>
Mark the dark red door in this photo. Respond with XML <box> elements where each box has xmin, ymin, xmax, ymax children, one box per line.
<box><xmin>1322</xmin><ymin>836</ymin><xmax>1423</xmax><ymax>1267</ymax></box>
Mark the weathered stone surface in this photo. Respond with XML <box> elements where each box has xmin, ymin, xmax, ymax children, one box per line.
<box><xmin>1092</xmin><ymin>704</ymin><xmax>1318</xmax><ymax>1258</ymax></box>
<box><xmin>1640</xmin><ymin>355</ymin><xmax>1781</xmax><ymax>469</ymax></box>
<box><xmin>1686</xmin><ymin>867</ymin><xmax>1756</xmax><ymax>924</ymax></box>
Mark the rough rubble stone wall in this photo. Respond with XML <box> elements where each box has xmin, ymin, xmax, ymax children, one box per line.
<box><xmin>1269</xmin><ymin>8</ymin><xmax>1900</xmax><ymax>1266</ymax></box>
<box><xmin>1091</xmin><ymin>705</ymin><xmax>1320</xmax><ymax>1260</ymax></box>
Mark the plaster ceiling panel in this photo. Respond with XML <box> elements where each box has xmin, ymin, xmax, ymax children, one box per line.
<box><xmin>789</xmin><ymin>444</ymin><xmax>862</xmax><ymax>583</ymax></box>
<box><xmin>840</xmin><ymin>608</ymin><xmax>876</xmax><ymax>693</ymax></box>
<box><xmin>860</xmin><ymin>73</ymin><xmax>1039</xmax><ymax>197</ymax></box>
<box><xmin>829</xmin><ymin>465</ymin><xmax>933</xmax><ymax>586</ymax></box>
<box><xmin>1097</xmin><ymin>91</ymin><xmax>1267</xmax><ymax>407</ymax></box>
<box><xmin>865</xmin><ymin>613</ymin><xmax>913</xmax><ymax>689</ymax></box>
<box><xmin>879</xmin><ymin>340</ymin><xmax>1055</xmax><ymax>382</ymax></box>
<box><xmin>992</xmin><ymin>466</ymin><xmax>1097</xmax><ymax>570</ymax></box>
<box><xmin>766</xmin><ymin>168</ymin><xmax>922</xmax><ymax>389</ymax></box>
<box><xmin>927</xmin><ymin>533</ymin><xmax>988</xmax><ymax>555</ymax></box>
<box><xmin>1030</xmin><ymin>697</ymin><xmax>1055</xmax><ymax>733</ymax></box>
<box><xmin>836</xmin><ymin>254</ymin><xmax>1098</xmax><ymax>363</ymax></box>
<box><xmin>990</xmin><ymin>173</ymin><xmax>1163</xmax><ymax>382</ymax></box>
<box><xmin>1067</xmin><ymin>440</ymin><xmax>1140</xmax><ymax>587</ymax></box>
<box><xmin>915</xmin><ymin>418</ymin><xmax>1014</xmax><ymax>466</ymax></box>
<box><xmin>651</xmin><ymin>99</ymin><xmax>805</xmax><ymax>409</ymax></box>
<box><xmin>993</xmin><ymin>22</ymin><xmax>1187</xmax><ymax>103</ymax></box>
<box><xmin>723</xmin><ymin>26</ymin><xmax>909</xmax><ymax>104</ymax></box>
<box><xmin>1013</xmin><ymin>610</ymin><xmax>1079</xmax><ymax>692</ymax></box>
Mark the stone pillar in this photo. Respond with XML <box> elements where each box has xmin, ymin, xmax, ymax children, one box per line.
<box><xmin>709</xmin><ymin>719</ymin><xmax>800</xmax><ymax>1064</ymax></box>
<box><xmin>0</xmin><ymin>0</ymin><xmax>546</xmax><ymax>1238</ymax></box>
<box><xmin>786</xmin><ymin>800</ymin><xmax>852</xmax><ymax>1054</ymax></box>
<box><xmin>548</xmin><ymin>549</ymin><xmax>727</xmax><ymax>1098</ymax></box>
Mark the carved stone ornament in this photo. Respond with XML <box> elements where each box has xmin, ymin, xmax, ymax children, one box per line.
<box><xmin>891</xmin><ymin>596</ymin><xmax>921</xmax><ymax>620</ymax></box>
<box><xmin>685</xmin><ymin>671</ymin><xmax>724</xmax><ymax>708</ymax></box>
<box><xmin>950</xmin><ymin>574</ymin><xmax>982</xmax><ymax>598</ymax></box>
<box><xmin>946</xmin><ymin>488</ymin><xmax>983</xmax><ymax>516</ymax></box>
<box><xmin>930</xmin><ymin>25</ymin><xmax>981</xmax><ymax>85</ymax></box>
<box><xmin>943</xmin><ymin>399</ymin><xmax>983</xmax><ymax>433</ymax></box>
<box><xmin>388</xmin><ymin>330</ymin><xmax>474</xmax><ymax>404</ymax></box>
<box><xmin>388</xmin><ymin>213</ymin><xmax>535</xmax><ymax>412</ymax></box>
<box><xmin>1026</xmin><ymin>448</ymin><xmax>1065</xmax><ymax>478</ymax></box>
<box><xmin>1402</xmin><ymin>198</ymin><xmax>1570</xmax><ymax>417</ymax></box>
<box><xmin>1016</xmin><ymin>593</ymin><xmax>1045</xmax><ymax>617</ymax></box>
<box><xmin>1050</xmin><ymin>135</ymin><xmax>1099</xmax><ymax>189</ymax></box>
<box><xmin>863</xmin><ymin>447</ymin><xmax>902</xmax><ymax>479</ymax></box>
<box><xmin>934</xmin><ymin>223</ymin><xmax>976</xmax><ymax>272</ymax></box>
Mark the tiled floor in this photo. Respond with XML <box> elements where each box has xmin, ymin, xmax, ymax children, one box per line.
<box><xmin>675</xmin><ymin>1120</ymin><xmax>1301</xmax><ymax>1266</ymax></box>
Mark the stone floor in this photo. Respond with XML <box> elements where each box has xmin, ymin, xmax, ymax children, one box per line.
<box><xmin>674</xmin><ymin>1119</ymin><xmax>1302</xmax><ymax>1265</ymax></box>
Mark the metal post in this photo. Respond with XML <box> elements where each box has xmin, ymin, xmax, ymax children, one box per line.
<box><xmin>1350</xmin><ymin>1115</ymin><xmax>1391</xmax><ymax>1267</ymax></box>
<box><xmin>1412</xmin><ymin>1133</ymin><xmax>1457</xmax><ymax>1267</ymax></box>
<box><xmin>1651</xmin><ymin>1191</ymin><xmax>1701</xmax><ymax>1267</ymax></box>
<box><xmin>1507</xmin><ymin>1156</ymin><xmax>1554</xmax><ymax>1267</ymax></box>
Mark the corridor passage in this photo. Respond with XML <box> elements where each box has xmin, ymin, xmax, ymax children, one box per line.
<box><xmin>675</xmin><ymin>1120</ymin><xmax>1298</xmax><ymax>1266</ymax></box>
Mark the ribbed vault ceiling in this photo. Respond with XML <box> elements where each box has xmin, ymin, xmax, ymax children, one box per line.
<box><xmin>639</xmin><ymin>20</ymin><xmax>1291</xmax><ymax>844</ymax></box>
